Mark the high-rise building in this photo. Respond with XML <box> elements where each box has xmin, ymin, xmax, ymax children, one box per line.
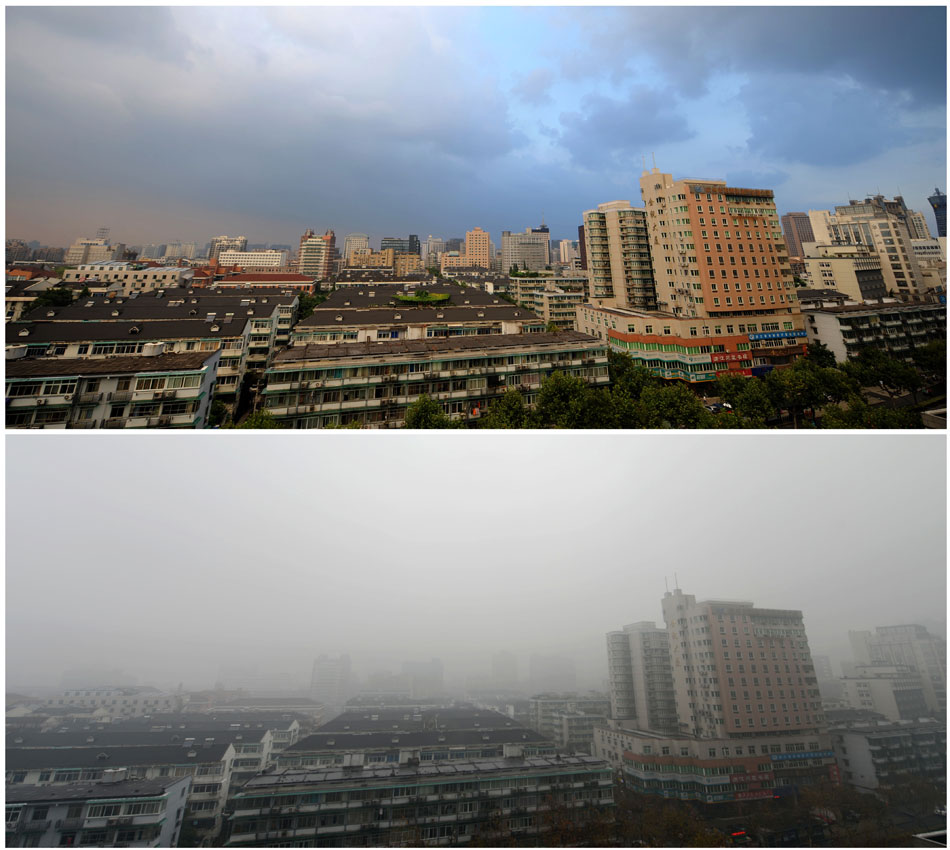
<box><xmin>661</xmin><ymin>588</ymin><xmax>825</xmax><ymax>739</ymax></box>
<box><xmin>849</xmin><ymin>625</ymin><xmax>946</xmax><ymax>715</ymax></box>
<box><xmin>64</xmin><ymin>236</ymin><xmax>126</xmax><ymax>266</ymax></box>
<box><xmin>577</xmin><ymin>225</ymin><xmax>587</xmax><ymax>270</ymax></box>
<box><xmin>380</xmin><ymin>234</ymin><xmax>420</xmax><ymax>255</ymax></box>
<box><xmin>208</xmin><ymin>235</ymin><xmax>248</xmax><ymax>262</ymax></box>
<box><xmin>422</xmin><ymin>235</ymin><xmax>445</xmax><ymax>267</ymax></box>
<box><xmin>500</xmin><ymin>224</ymin><xmax>552</xmax><ymax>272</ymax></box>
<box><xmin>809</xmin><ymin>196</ymin><xmax>926</xmax><ymax>297</ymax></box>
<box><xmin>582</xmin><ymin>201</ymin><xmax>657</xmax><ymax>310</ymax></box>
<box><xmin>780</xmin><ymin>212</ymin><xmax>815</xmax><ymax>260</ymax></box>
<box><xmin>606</xmin><ymin>622</ymin><xmax>678</xmax><ymax>734</ymax></box>
<box><xmin>297</xmin><ymin>229</ymin><xmax>336</xmax><ymax>280</ymax></box>
<box><xmin>342</xmin><ymin>233</ymin><xmax>370</xmax><ymax>263</ymax></box>
<box><xmin>640</xmin><ymin>167</ymin><xmax>801</xmax><ymax>324</ymax></box>
<box><xmin>928</xmin><ymin>188</ymin><xmax>946</xmax><ymax>238</ymax></box>
<box><xmin>558</xmin><ymin>239</ymin><xmax>578</xmax><ymax>265</ymax></box>
<box><xmin>802</xmin><ymin>243</ymin><xmax>887</xmax><ymax>302</ymax></box>
<box><xmin>217</xmin><ymin>249</ymin><xmax>290</xmax><ymax>268</ymax></box>
<box><xmin>464</xmin><ymin>227</ymin><xmax>491</xmax><ymax>269</ymax></box>
<box><xmin>310</xmin><ymin>654</ymin><xmax>351</xmax><ymax>716</ymax></box>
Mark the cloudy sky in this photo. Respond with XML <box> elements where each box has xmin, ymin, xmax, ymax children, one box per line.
<box><xmin>5</xmin><ymin>5</ymin><xmax>946</xmax><ymax>251</ymax></box>
<box><xmin>6</xmin><ymin>434</ymin><xmax>946</xmax><ymax>692</ymax></box>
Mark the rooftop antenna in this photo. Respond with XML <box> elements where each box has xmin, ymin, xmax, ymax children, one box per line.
<box><xmin>674</xmin><ymin>572</ymin><xmax>680</xmax><ymax>591</ymax></box>
<box><xmin>651</xmin><ymin>152</ymin><xmax>657</xmax><ymax>170</ymax></box>
<box><xmin>642</xmin><ymin>155</ymin><xmax>647</xmax><ymax>171</ymax></box>
<box><xmin>664</xmin><ymin>576</ymin><xmax>669</xmax><ymax>593</ymax></box>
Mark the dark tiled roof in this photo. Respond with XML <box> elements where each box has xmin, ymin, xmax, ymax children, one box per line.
<box><xmin>317</xmin><ymin>708</ymin><xmax>521</xmax><ymax>733</ymax></box>
<box><xmin>6</xmin><ymin>742</ymin><xmax>232</xmax><ymax>769</ymax></box>
<box><xmin>5</xmin><ymin>352</ymin><xmax>216</xmax><ymax>378</ymax></box>
<box><xmin>284</xmin><ymin>728</ymin><xmax>550</xmax><ymax>753</ymax></box>
<box><xmin>297</xmin><ymin>306</ymin><xmax>536</xmax><ymax>328</ymax></box>
<box><xmin>6</xmin><ymin>778</ymin><xmax>186</xmax><ymax>803</ymax></box>
<box><xmin>273</xmin><ymin>331</ymin><xmax>605</xmax><ymax>365</ymax></box>
<box><xmin>7</xmin><ymin>319</ymin><xmax>249</xmax><ymax>343</ymax></box>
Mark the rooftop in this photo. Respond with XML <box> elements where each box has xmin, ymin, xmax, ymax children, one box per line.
<box><xmin>6</xmin><ymin>741</ymin><xmax>233</xmax><ymax>769</ymax></box>
<box><xmin>239</xmin><ymin>755</ymin><xmax>610</xmax><ymax>792</ymax></box>
<box><xmin>297</xmin><ymin>305</ymin><xmax>534</xmax><ymax>328</ymax></box>
<box><xmin>272</xmin><ymin>331</ymin><xmax>605</xmax><ymax>365</ymax></box>
<box><xmin>8</xmin><ymin>318</ymin><xmax>250</xmax><ymax>343</ymax></box>
<box><xmin>284</xmin><ymin>728</ymin><xmax>548</xmax><ymax>753</ymax></box>
<box><xmin>6</xmin><ymin>778</ymin><xmax>186</xmax><ymax>805</ymax></box>
<box><xmin>5</xmin><ymin>352</ymin><xmax>217</xmax><ymax>378</ymax></box>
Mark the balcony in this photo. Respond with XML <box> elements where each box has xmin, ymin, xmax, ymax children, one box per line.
<box><xmin>103</xmin><ymin>417</ymin><xmax>128</xmax><ymax>429</ymax></box>
<box><xmin>67</xmin><ymin>420</ymin><xmax>99</xmax><ymax>429</ymax></box>
<box><xmin>78</xmin><ymin>392</ymin><xmax>103</xmax><ymax>405</ymax></box>
<box><xmin>109</xmin><ymin>391</ymin><xmax>134</xmax><ymax>403</ymax></box>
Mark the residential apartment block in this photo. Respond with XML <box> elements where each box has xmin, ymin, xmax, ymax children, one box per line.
<box><xmin>501</xmin><ymin>225</ymin><xmax>552</xmax><ymax>272</ymax></box>
<box><xmin>209</xmin><ymin>236</ymin><xmax>249</xmax><ymax>262</ymax></box>
<box><xmin>829</xmin><ymin>718</ymin><xmax>945</xmax><ymax>792</ymax></box>
<box><xmin>582</xmin><ymin>201</ymin><xmax>656</xmax><ymax>310</ymax></box>
<box><xmin>5</xmin><ymin>775</ymin><xmax>191</xmax><ymax>849</ymax></box>
<box><xmin>61</xmin><ymin>262</ymin><xmax>193</xmax><ymax>294</ymax></box>
<box><xmin>64</xmin><ymin>236</ymin><xmax>127</xmax><ymax>266</ymax></box>
<box><xmin>297</xmin><ymin>229</ymin><xmax>336</xmax><ymax>280</ymax></box>
<box><xmin>606</xmin><ymin>622</ymin><xmax>678</xmax><ymax>735</ymax></box>
<box><xmin>780</xmin><ymin>212</ymin><xmax>816</xmax><ymax>261</ymax></box>
<box><xmin>801</xmin><ymin>298</ymin><xmax>946</xmax><ymax>363</ymax></box>
<box><xmin>838</xmin><ymin>665</ymin><xmax>930</xmax><ymax>722</ymax></box>
<box><xmin>262</xmin><ymin>331</ymin><xmax>609</xmax><ymax>428</ymax></box>
<box><xmin>225</xmin><ymin>755</ymin><xmax>615</xmax><ymax>847</ymax></box>
<box><xmin>5</xmin><ymin>351</ymin><xmax>219</xmax><ymax>429</ymax></box>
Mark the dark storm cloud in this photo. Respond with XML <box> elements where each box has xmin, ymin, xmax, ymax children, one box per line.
<box><xmin>739</xmin><ymin>74</ymin><xmax>935</xmax><ymax>168</ymax></box>
<box><xmin>558</xmin><ymin>87</ymin><xmax>695</xmax><ymax>169</ymax></box>
<box><xmin>568</xmin><ymin>6</ymin><xmax>946</xmax><ymax>107</ymax></box>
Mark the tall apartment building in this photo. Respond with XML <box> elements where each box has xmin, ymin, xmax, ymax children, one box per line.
<box><xmin>849</xmin><ymin>625</ymin><xmax>946</xmax><ymax>715</ymax></box>
<box><xmin>500</xmin><ymin>225</ymin><xmax>552</xmax><ymax>272</ymax></box>
<box><xmin>342</xmin><ymin>233</ymin><xmax>370</xmax><ymax>263</ymax></box>
<box><xmin>639</xmin><ymin>168</ymin><xmax>801</xmax><ymax>325</ymax></box>
<box><xmin>606</xmin><ymin>622</ymin><xmax>678</xmax><ymax>734</ymax></box>
<box><xmin>809</xmin><ymin>197</ymin><xmax>926</xmax><ymax>297</ymax></box>
<box><xmin>297</xmin><ymin>229</ymin><xmax>336</xmax><ymax>280</ymax></box>
<box><xmin>208</xmin><ymin>235</ymin><xmax>248</xmax><ymax>262</ymax></box>
<box><xmin>928</xmin><ymin>188</ymin><xmax>946</xmax><ymax>238</ymax></box>
<box><xmin>465</xmin><ymin>227</ymin><xmax>491</xmax><ymax>269</ymax></box>
<box><xmin>163</xmin><ymin>241</ymin><xmax>198</xmax><ymax>261</ymax></box>
<box><xmin>310</xmin><ymin>654</ymin><xmax>351</xmax><ymax>716</ymax></box>
<box><xmin>781</xmin><ymin>212</ymin><xmax>816</xmax><ymax>260</ymax></box>
<box><xmin>422</xmin><ymin>235</ymin><xmax>445</xmax><ymax>266</ymax></box>
<box><xmin>661</xmin><ymin>588</ymin><xmax>824</xmax><ymax>739</ymax></box>
<box><xmin>582</xmin><ymin>201</ymin><xmax>657</xmax><ymax>310</ymax></box>
<box><xmin>838</xmin><ymin>665</ymin><xmax>929</xmax><ymax>722</ymax></box>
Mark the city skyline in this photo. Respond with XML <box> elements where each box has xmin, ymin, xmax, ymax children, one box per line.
<box><xmin>6</xmin><ymin>6</ymin><xmax>946</xmax><ymax>248</ymax></box>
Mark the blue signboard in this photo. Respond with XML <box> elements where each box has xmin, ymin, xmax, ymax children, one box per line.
<box><xmin>770</xmin><ymin>750</ymin><xmax>835</xmax><ymax>761</ymax></box>
<box><xmin>748</xmin><ymin>331</ymin><xmax>808</xmax><ymax>341</ymax></box>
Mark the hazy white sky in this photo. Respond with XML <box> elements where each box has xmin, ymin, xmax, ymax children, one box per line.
<box><xmin>5</xmin><ymin>433</ymin><xmax>946</xmax><ymax>691</ymax></box>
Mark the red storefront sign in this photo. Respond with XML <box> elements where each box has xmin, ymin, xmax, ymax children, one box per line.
<box><xmin>731</xmin><ymin>772</ymin><xmax>772</xmax><ymax>784</ymax></box>
<box><xmin>710</xmin><ymin>352</ymin><xmax>749</xmax><ymax>363</ymax></box>
<box><xmin>735</xmin><ymin>789</ymin><xmax>774</xmax><ymax>800</ymax></box>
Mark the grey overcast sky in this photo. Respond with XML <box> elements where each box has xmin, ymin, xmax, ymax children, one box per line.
<box><xmin>5</xmin><ymin>6</ymin><xmax>946</xmax><ymax>249</ymax></box>
<box><xmin>6</xmin><ymin>434</ymin><xmax>946</xmax><ymax>692</ymax></box>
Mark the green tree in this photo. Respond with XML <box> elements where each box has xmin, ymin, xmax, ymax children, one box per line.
<box><xmin>713</xmin><ymin>373</ymin><xmax>748</xmax><ymax>409</ymax></box>
<box><xmin>807</xmin><ymin>340</ymin><xmax>838</xmax><ymax>368</ymax></box>
<box><xmin>233</xmin><ymin>409</ymin><xmax>281</xmax><ymax>429</ymax></box>
<box><xmin>530</xmin><ymin>371</ymin><xmax>595</xmax><ymax>428</ymax></box>
<box><xmin>544</xmin><ymin>321</ymin><xmax>561</xmax><ymax>333</ymax></box>
<box><xmin>608</xmin><ymin>350</ymin><xmax>656</xmax><ymax>400</ymax></box>
<box><xmin>296</xmin><ymin>291</ymin><xmax>328</xmax><ymax>320</ymax></box>
<box><xmin>766</xmin><ymin>359</ymin><xmax>828</xmax><ymax>428</ymax></box>
<box><xmin>404</xmin><ymin>394</ymin><xmax>460</xmax><ymax>428</ymax></box>
<box><xmin>207</xmin><ymin>400</ymin><xmax>230</xmax><ymax>427</ymax></box>
<box><xmin>844</xmin><ymin>347</ymin><xmax>922</xmax><ymax>402</ymax></box>
<box><xmin>912</xmin><ymin>339</ymin><xmax>947</xmax><ymax>385</ymax></box>
<box><xmin>821</xmin><ymin>396</ymin><xmax>923</xmax><ymax>429</ymax></box>
<box><xmin>479</xmin><ymin>388</ymin><xmax>528</xmax><ymax>429</ymax></box>
<box><xmin>29</xmin><ymin>287</ymin><xmax>74</xmax><ymax>311</ymax></box>
<box><xmin>638</xmin><ymin>383</ymin><xmax>712</xmax><ymax>428</ymax></box>
<box><xmin>732</xmin><ymin>376</ymin><xmax>776</xmax><ymax>427</ymax></box>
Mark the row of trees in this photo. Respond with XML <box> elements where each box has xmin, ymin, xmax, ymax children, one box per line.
<box><xmin>402</xmin><ymin>341</ymin><xmax>945</xmax><ymax>429</ymax></box>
